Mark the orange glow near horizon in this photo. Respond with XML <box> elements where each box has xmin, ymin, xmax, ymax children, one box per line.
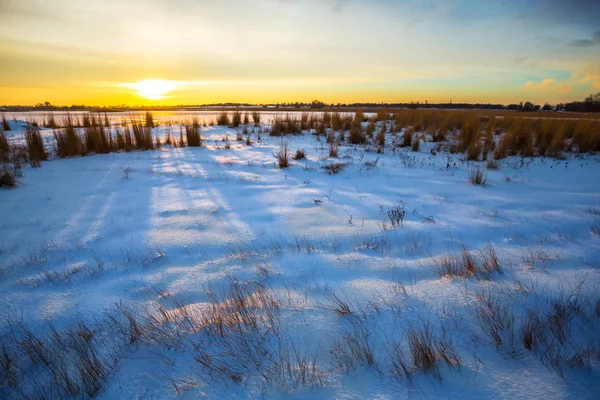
<box><xmin>0</xmin><ymin>0</ymin><xmax>598</xmax><ymax>107</ymax></box>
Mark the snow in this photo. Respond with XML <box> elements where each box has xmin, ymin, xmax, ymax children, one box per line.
<box><xmin>0</xmin><ymin>121</ymin><xmax>599</xmax><ymax>399</ymax></box>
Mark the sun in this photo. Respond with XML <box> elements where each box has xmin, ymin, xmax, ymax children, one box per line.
<box><xmin>127</xmin><ymin>79</ymin><xmax>175</xmax><ymax>100</ymax></box>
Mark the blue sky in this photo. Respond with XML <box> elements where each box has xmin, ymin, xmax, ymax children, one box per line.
<box><xmin>0</xmin><ymin>0</ymin><xmax>599</xmax><ymax>105</ymax></box>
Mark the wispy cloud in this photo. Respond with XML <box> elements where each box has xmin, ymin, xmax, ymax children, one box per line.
<box><xmin>568</xmin><ymin>30</ymin><xmax>600</xmax><ymax>47</ymax></box>
<box><xmin>524</xmin><ymin>79</ymin><xmax>573</xmax><ymax>93</ymax></box>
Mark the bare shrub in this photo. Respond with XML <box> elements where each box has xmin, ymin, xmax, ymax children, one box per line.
<box><xmin>387</xmin><ymin>207</ymin><xmax>406</xmax><ymax>227</ymax></box>
<box><xmin>274</xmin><ymin>140</ymin><xmax>290</xmax><ymax>168</ymax></box>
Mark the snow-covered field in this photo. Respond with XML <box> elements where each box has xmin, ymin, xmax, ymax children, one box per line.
<box><xmin>1</xmin><ymin>122</ymin><xmax>599</xmax><ymax>399</ymax></box>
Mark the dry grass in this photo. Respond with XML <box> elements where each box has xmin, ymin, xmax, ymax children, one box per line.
<box><xmin>185</xmin><ymin>118</ymin><xmax>202</xmax><ymax>147</ymax></box>
<box><xmin>270</xmin><ymin>116</ymin><xmax>302</xmax><ymax>136</ymax></box>
<box><xmin>251</xmin><ymin>111</ymin><xmax>261</xmax><ymax>125</ymax></box>
<box><xmin>145</xmin><ymin>111</ymin><xmax>155</xmax><ymax>128</ymax></box>
<box><xmin>0</xmin><ymin>162</ymin><xmax>17</xmax><ymax>188</ymax></box>
<box><xmin>0</xmin><ymin>129</ymin><xmax>9</xmax><ymax>162</ymax></box>
<box><xmin>293</xmin><ymin>149</ymin><xmax>306</xmax><ymax>160</ymax></box>
<box><xmin>348</xmin><ymin>124</ymin><xmax>366</xmax><ymax>144</ymax></box>
<box><xmin>329</xmin><ymin>141</ymin><xmax>339</xmax><ymax>157</ymax></box>
<box><xmin>25</xmin><ymin>124</ymin><xmax>47</xmax><ymax>167</ymax></box>
<box><xmin>131</xmin><ymin>123</ymin><xmax>154</xmax><ymax>150</ymax></box>
<box><xmin>402</xmin><ymin>128</ymin><xmax>413</xmax><ymax>148</ymax></box>
<box><xmin>232</xmin><ymin>110</ymin><xmax>242</xmax><ymax>128</ymax></box>
<box><xmin>322</xmin><ymin>162</ymin><xmax>347</xmax><ymax>175</ymax></box>
<box><xmin>274</xmin><ymin>140</ymin><xmax>290</xmax><ymax>168</ymax></box>
<box><xmin>217</xmin><ymin>112</ymin><xmax>230</xmax><ymax>126</ymax></box>
<box><xmin>411</xmin><ymin>134</ymin><xmax>420</xmax><ymax>152</ymax></box>
<box><xmin>406</xmin><ymin>323</ymin><xmax>462</xmax><ymax>379</ymax></box>
<box><xmin>54</xmin><ymin>122</ymin><xmax>84</xmax><ymax>158</ymax></box>
<box><xmin>486</xmin><ymin>159</ymin><xmax>500</xmax><ymax>170</ymax></box>
<box><xmin>438</xmin><ymin>243</ymin><xmax>502</xmax><ymax>279</ymax></box>
<box><xmin>469</xmin><ymin>168</ymin><xmax>487</xmax><ymax>185</ymax></box>
<box><xmin>2</xmin><ymin>115</ymin><xmax>10</xmax><ymax>131</ymax></box>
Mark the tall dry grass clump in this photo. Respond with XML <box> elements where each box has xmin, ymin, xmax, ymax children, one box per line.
<box><xmin>571</xmin><ymin>120</ymin><xmax>600</xmax><ymax>153</ymax></box>
<box><xmin>25</xmin><ymin>125</ymin><xmax>47</xmax><ymax>167</ymax></box>
<box><xmin>402</xmin><ymin>127</ymin><xmax>414</xmax><ymax>147</ymax></box>
<box><xmin>376</xmin><ymin>122</ymin><xmax>386</xmax><ymax>147</ymax></box>
<box><xmin>274</xmin><ymin>140</ymin><xmax>290</xmax><ymax>168</ymax></box>
<box><xmin>322</xmin><ymin>111</ymin><xmax>332</xmax><ymax>127</ymax></box>
<box><xmin>331</xmin><ymin>112</ymin><xmax>342</xmax><ymax>131</ymax></box>
<box><xmin>0</xmin><ymin>129</ymin><xmax>9</xmax><ymax>162</ymax></box>
<box><xmin>131</xmin><ymin>123</ymin><xmax>154</xmax><ymax>150</ymax></box>
<box><xmin>83</xmin><ymin>116</ymin><xmax>110</xmax><ymax>155</ymax></box>
<box><xmin>145</xmin><ymin>111</ymin><xmax>155</xmax><ymax>128</ymax></box>
<box><xmin>54</xmin><ymin>117</ymin><xmax>83</xmax><ymax>158</ymax></box>
<box><xmin>44</xmin><ymin>114</ymin><xmax>58</xmax><ymax>129</ymax></box>
<box><xmin>411</xmin><ymin>134</ymin><xmax>420</xmax><ymax>152</ymax></box>
<box><xmin>349</xmin><ymin>125</ymin><xmax>366</xmax><ymax>144</ymax></box>
<box><xmin>2</xmin><ymin>115</ymin><xmax>10</xmax><ymax>131</ymax></box>
<box><xmin>217</xmin><ymin>112</ymin><xmax>230</xmax><ymax>126</ymax></box>
<box><xmin>251</xmin><ymin>111</ymin><xmax>261</xmax><ymax>125</ymax></box>
<box><xmin>376</xmin><ymin>108</ymin><xmax>389</xmax><ymax>122</ymax></box>
<box><xmin>270</xmin><ymin>116</ymin><xmax>301</xmax><ymax>136</ymax></box>
<box><xmin>185</xmin><ymin>118</ymin><xmax>202</xmax><ymax>147</ymax></box>
<box><xmin>0</xmin><ymin>129</ymin><xmax>16</xmax><ymax>188</ymax></box>
<box><xmin>232</xmin><ymin>110</ymin><xmax>242</xmax><ymax>128</ymax></box>
<box><xmin>460</xmin><ymin>114</ymin><xmax>480</xmax><ymax>159</ymax></box>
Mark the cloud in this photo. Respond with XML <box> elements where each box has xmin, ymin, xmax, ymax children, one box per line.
<box><xmin>569</xmin><ymin>29</ymin><xmax>600</xmax><ymax>47</ymax></box>
<box><xmin>524</xmin><ymin>79</ymin><xmax>573</xmax><ymax>93</ymax></box>
<box><xmin>577</xmin><ymin>66</ymin><xmax>600</xmax><ymax>88</ymax></box>
<box><xmin>569</xmin><ymin>39</ymin><xmax>595</xmax><ymax>47</ymax></box>
<box><xmin>513</xmin><ymin>57</ymin><xmax>528</xmax><ymax>64</ymax></box>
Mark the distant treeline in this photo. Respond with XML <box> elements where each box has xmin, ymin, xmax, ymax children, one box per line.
<box><xmin>2</xmin><ymin>93</ymin><xmax>600</xmax><ymax>113</ymax></box>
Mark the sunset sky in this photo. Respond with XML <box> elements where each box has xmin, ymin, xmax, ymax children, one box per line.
<box><xmin>1</xmin><ymin>0</ymin><xmax>599</xmax><ymax>106</ymax></box>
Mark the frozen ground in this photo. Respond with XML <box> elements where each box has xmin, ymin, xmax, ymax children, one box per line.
<box><xmin>1</xmin><ymin>122</ymin><xmax>599</xmax><ymax>399</ymax></box>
